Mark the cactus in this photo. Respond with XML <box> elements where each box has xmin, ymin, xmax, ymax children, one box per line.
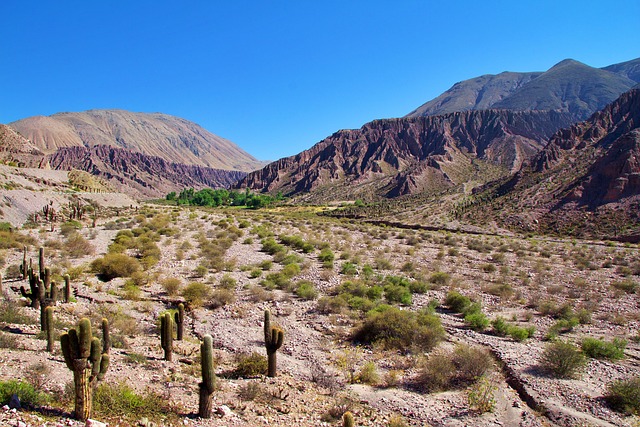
<box><xmin>160</xmin><ymin>312</ymin><xmax>173</xmax><ymax>361</ymax></box>
<box><xmin>45</xmin><ymin>306</ymin><xmax>54</xmax><ymax>352</ymax></box>
<box><xmin>175</xmin><ymin>303</ymin><xmax>185</xmax><ymax>341</ymax></box>
<box><xmin>64</xmin><ymin>274</ymin><xmax>72</xmax><ymax>303</ymax></box>
<box><xmin>38</xmin><ymin>247</ymin><xmax>45</xmax><ymax>281</ymax></box>
<box><xmin>20</xmin><ymin>267</ymin><xmax>42</xmax><ymax>309</ymax></box>
<box><xmin>101</xmin><ymin>318</ymin><xmax>111</xmax><ymax>354</ymax></box>
<box><xmin>43</xmin><ymin>267</ymin><xmax>51</xmax><ymax>294</ymax></box>
<box><xmin>264</xmin><ymin>309</ymin><xmax>284</xmax><ymax>377</ymax></box>
<box><xmin>198</xmin><ymin>334</ymin><xmax>216</xmax><ymax>418</ymax></box>
<box><xmin>22</xmin><ymin>247</ymin><xmax>27</xmax><ymax>279</ymax></box>
<box><xmin>343</xmin><ymin>411</ymin><xmax>355</xmax><ymax>427</ymax></box>
<box><xmin>60</xmin><ymin>318</ymin><xmax>109</xmax><ymax>421</ymax></box>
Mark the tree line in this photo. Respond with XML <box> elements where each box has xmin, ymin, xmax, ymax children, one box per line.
<box><xmin>166</xmin><ymin>188</ymin><xmax>282</xmax><ymax>208</ymax></box>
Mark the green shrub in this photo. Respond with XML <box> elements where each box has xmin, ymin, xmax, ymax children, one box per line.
<box><xmin>353</xmin><ymin>306</ymin><xmax>444</xmax><ymax>352</ymax></box>
<box><xmin>281</xmin><ymin>263</ymin><xmax>301</xmax><ymax>278</ymax></box>
<box><xmin>219</xmin><ymin>274</ymin><xmax>237</xmax><ymax>289</ymax></box>
<box><xmin>416</xmin><ymin>344</ymin><xmax>492</xmax><ymax>392</ymax></box>
<box><xmin>318</xmin><ymin>247</ymin><xmax>335</xmax><ymax>268</ymax></box>
<box><xmin>0</xmin><ymin>380</ymin><xmax>47</xmax><ymax>407</ymax></box>
<box><xmin>539</xmin><ymin>340</ymin><xmax>586</xmax><ymax>379</ymax></box>
<box><xmin>605</xmin><ymin>377</ymin><xmax>640</xmax><ymax>415</ymax></box>
<box><xmin>160</xmin><ymin>277</ymin><xmax>182</xmax><ymax>296</ymax></box>
<box><xmin>384</xmin><ymin>284</ymin><xmax>412</xmax><ymax>305</ymax></box>
<box><xmin>491</xmin><ymin>316</ymin><xmax>509</xmax><ymax>337</ymax></box>
<box><xmin>444</xmin><ymin>290</ymin><xmax>471</xmax><ymax>313</ymax></box>
<box><xmin>429</xmin><ymin>272</ymin><xmax>450</xmax><ymax>287</ymax></box>
<box><xmin>611</xmin><ymin>279</ymin><xmax>638</xmax><ymax>294</ymax></box>
<box><xmin>93</xmin><ymin>381</ymin><xmax>173</xmax><ymax>422</ymax></box>
<box><xmin>296</xmin><ymin>281</ymin><xmax>318</xmax><ymax>300</ymax></box>
<box><xmin>464</xmin><ymin>311</ymin><xmax>489</xmax><ymax>332</ymax></box>
<box><xmin>581</xmin><ymin>337</ymin><xmax>626</xmax><ymax>360</ymax></box>
<box><xmin>91</xmin><ymin>253</ymin><xmax>141</xmax><ymax>281</ymax></box>
<box><xmin>233</xmin><ymin>352</ymin><xmax>268</xmax><ymax>378</ymax></box>
<box><xmin>508</xmin><ymin>325</ymin><xmax>535</xmax><ymax>342</ymax></box>
<box><xmin>181</xmin><ymin>282</ymin><xmax>211</xmax><ymax>307</ymax></box>
<box><xmin>316</xmin><ymin>295</ymin><xmax>349</xmax><ymax>314</ymax></box>
<box><xmin>356</xmin><ymin>361</ymin><xmax>380</xmax><ymax>385</ymax></box>
<box><xmin>341</xmin><ymin>262</ymin><xmax>358</xmax><ymax>276</ymax></box>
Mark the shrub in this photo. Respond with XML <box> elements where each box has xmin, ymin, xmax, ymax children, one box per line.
<box><xmin>0</xmin><ymin>380</ymin><xmax>47</xmax><ymax>407</ymax></box>
<box><xmin>181</xmin><ymin>282</ymin><xmax>211</xmax><ymax>307</ymax></box>
<box><xmin>91</xmin><ymin>253</ymin><xmax>141</xmax><ymax>281</ymax></box>
<box><xmin>416</xmin><ymin>344</ymin><xmax>492</xmax><ymax>392</ymax></box>
<box><xmin>605</xmin><ymin>377</ymin><xmax>640</xmax><ymax>415</ymax></box>
<box><xmin>384</xmin><ymin>284</ymin><xmax>412</xmax><ymax>305</ymax></box>
<box><xmin>316</xmin><ymin>296</ymin><xmax>348</xmax><ymax>314</ymax></box>
<box><xmin>611</xmin><ymin>279</ymin><xmax>638</xmax><ymax>294</ymax></box>
<box><xmin>318</xmin><ymin>247</ymin><xmax>335</xmax><ymax>268</ymax></box>
<box><xmin>539</xmin><ymin>340</ymin><xmax>586</xmax><ymax>379</ymax></box>
<box><xmin>429</xmin><ymin>272</ymin><xmax>450</xmax><ymax>287</ymax></box>
<box><xmin>219</xmin><ymin>274</ymin><xmax>237</xmax><ymax>289</ymax></box>
<box><xmin>353</xmin><ymin>307</ymin><xmax>444</xmax><ymax>352</ymax></box>
<box><xmin>93</xmin><ymin>381</ymin><xmax>173</xmax><ymax>422</ymax></box>
<box><xmin>508</xmin><ymin>325</ymin><xmax>535</xmax><ymax>342</ymax></box>
<box><xmin>209</xmin><ymin>289</ymin><xmax>236</xmax><ymax>309</ymax></box>
<box><xmin>341</xmin><ymin>262</ymin><xmax>358</xmax><ymax>276</ymax></box>
<box><xmin>444</xmin><ymin>290</ymin><xmax>471</xmax><ymax>313</ymax></box>
<box><xmin>233</xmin><ymin>352</ymin><xmax>268</xmax><ymax>378</ymax></box>
<box><xmin>581</xmin><ymin>337</ymin><xmax>626</xmax><ymax>360</ymax></box>
<box><xmin>491</xmin><ymin>316</ymin><xmax>509</xmax><ymax>337</ymax></box>
<box><xmin>356</xmin><ymin>361</ymin><xmax>380</xmax><ymax>385</ymax></box>
<box><xmin>160</xmin><ymin>277</ymin><xmax>182</xmax><ymax>296</ymax></box>
<box><xmin>64</xmin><ymin>232</ymin><xmax>96</xmax><ymax>258</ymax></box>
<box><xmin>467</xmin><ymin>375</ymin><xmax>497</xmax><ymax>414</ymax></box>
<box><xmin>464</xmin><ymin>311</ymin><xmax>489</xmax><ymax>332</ymax></box>
<box><xmin>296</xmin><ymin>281</ymin><xmax>318</xmax><ymax>300</ymax></box>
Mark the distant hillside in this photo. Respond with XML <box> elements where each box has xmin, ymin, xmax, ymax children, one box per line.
<box><xmin>406</xmin><ymin>58</ymin><xmax>639</xmax><ymax>119</ymax></box>
<box><xmin>9</xmin><ymin>109</ymin><xmax>264</xmax><ymax>172</ymax></box>
<box><xmin>0</xmin><ymin>124</ymin><xmax>44</xmax><ymax>167</ymax></box>
<box><xmin>48</xmin><ymin>145</ymin><xmax>247</xmax><ymax>199</ymax></box>
<box><xmin>464</xmin><ymin>88</ymin><xmax>640</xmax><ymax>239</ymax></box>
<box><xmin>235</xmin><ymin>109</ymin><xmax>575</xmax><ymax>201</ymax></box>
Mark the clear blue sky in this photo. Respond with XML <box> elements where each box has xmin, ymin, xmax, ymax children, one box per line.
<box><xmin>1</xmin><ymin>1</ymin><xmax>638</xmax><ymax>161</ymax></box>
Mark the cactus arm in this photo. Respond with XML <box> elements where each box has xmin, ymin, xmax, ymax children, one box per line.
<box><xmin>101</xmin><ymin>318</ymin><xmax>111</xmax><ymax>354</ymax></box>
<box><xmin>78</xmin><ymin>318</ymin><xmax>92</xmax><ymax>359</ymax></box>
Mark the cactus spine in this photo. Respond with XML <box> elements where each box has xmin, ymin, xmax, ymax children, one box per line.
<box><xmin>198</xmin><ymin>334</ymin><xmax>216</xmax><ymax>418</ymax></box>
<box><xmin>175</xmin><ymin>303</ymin><xmax>185</xmax><ymax>341</ymax></box>
<box><xmin>64</xmin><ymin>274</ymin><xmax>71</xmax><ymax>303</ymax></box>
<box><xmin>264</xmin><ymin>309</ymin><xmax>284</xmax><ymax>377</ymax></box>
<box><xmin>45</xmin><ymin>306</ymin><xmax>54</xmax><ymax>352</ymax></box>
<box><xmin>60</xmin><ymin>318</ymin><xmax>109</xmax><ymax>421</ymax></box>
<box><xmin>160</xmin><ymin>312</ymin><xmax>173</xmax><ymax>361</ymax></box>
<box><xmin>343</xmin><ymin>411</ymin><xmax>355</xmax><ymax>427</ymax></box>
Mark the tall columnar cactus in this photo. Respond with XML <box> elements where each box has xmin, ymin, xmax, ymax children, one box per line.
<box><xmin>64</xmin><ymin>274</ymin><xmax>72</xmax><ymax>303</ymax></box>
<box><xmin>160</xmin><ymin>312</ymin><xmax>173</xmax><ymax>361</ymax></box>
<box><xmin>343</xmin><ymin>411</ymin><xmax>355</xmax><ymax>427</ymax></box>
<box><xmin>43</xmin><ymin>267</ymin><xmax>51</xmax><ymax>294</ymax></box>
<box><xmin>20</xmin><ymin>268</ymin><xmax>42</xmax><ymax>309</ymax></box>
<box><xmin>101</xmin><ymin>318</ymin><xmax>111</xmax><ymax>354</ymax></box>
<box><xmin>175</xmin><ymin>303</ymin><xmax>185</xmax><ymax>341</ymax></box>
<box><xmin>38</xmin><ymin>247</ymin><xmax>45</xmax><ymax>281</ymax></box>
<box><xmin>198</xmin><ymin>334</ymin><xmax>216</xmax><ymax>418</ymax></box>
<box><xmin>45</xmin><ymin>306</ymin><xmax>54</xmax><ymax>352</ymax></box>
<box><xmin>60</xmin><ymin>318</ymin><xmax>109</xmax><ymax>421</ymax></box>
<box><xmin>264</xmin><ymin>309</ymin><xmax>284</xmax><ymax>377</ymax></box>
<box><xmin>22</xmin><ymin>247</ymin><xmax>27</xmax><ymax>279</ymax></box>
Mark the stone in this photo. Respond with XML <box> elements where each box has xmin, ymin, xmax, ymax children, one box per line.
<box><xmin>8</xmin><ymin>394</ymin><xmax>20</xmax><ymax>410</ymax></box>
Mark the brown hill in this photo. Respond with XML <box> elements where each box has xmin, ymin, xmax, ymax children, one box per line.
<box><xmin>236</xmin><ymin>110</ymin><xmax>575</xmax><ymax>201</ymax></box>
<box><xmin>0</xmin><ymin>124</ymin><xmax>44</xmax><ymax>167</ymax></box>
<box><xmin>9</xmin><ymin>109</ymin><xmax>264</xmax><ymax>172</ymax></box>
<box><xmin>48</xmin><ymin>145</ymin><xmax>247</xmax><ymax>199</ymax></box>
<box><xmin>465</xmin><ymin>88</ymin><xmax>640</xmax><ymax>239</ymax></box>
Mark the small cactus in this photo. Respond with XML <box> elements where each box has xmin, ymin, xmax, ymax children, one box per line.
<box><xmin>175</xmin><ymin>303</ymin><xmax>185</xmax><ymax>341</ymax></box>
<box><xmin>38</xmin><ymin>247</ymin><xmax>45</xmax><ymax>281</ymax></box>
<box><xmin>160</xmin><ymin>312</ymin><xmax>173</xmax><ymax>361</ymax></box>
<box><xmin>21</xmin><ymin>247</ymin><xmax>27</xmax><ymax>279</ymax></box>
<box><xmin>20</xmin><ymin>267</ymin><xmax>42</xmax><ymax>309</ymax></box>
<box><xmin>343</xmin><ymin>411</ymin><xmax>355</xmax><ymax>427</ymax></box>
<box><xmin>264</xmin><ymin>309</ymin><xmax>284</xmax><ymax>377</ymax></box>
<box><xmin>198</xmin><ymin>334</ymin><xmax>216</xmax><ymax>418</ymax></box>
<box><xmin>60</xmin><ymin>318</ymin><xmax>109</xmax><ymax>421</ymax></box>
<box><xmin>64</xmin><ymin>274</ymin><xmax>71</xmax><ymax>303</ymax></box>
<box><xmin>45</xmin><ymin>306</ymin><xmax>54</xmax><ymax>352</ymax></box>
<box><xmin>101</xmin><ymin>318</ymin><xmax>111</xmax><ymax>354</ymax></box>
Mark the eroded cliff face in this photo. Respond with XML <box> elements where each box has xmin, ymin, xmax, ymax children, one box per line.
<box><xmin>48</xmin><ymin>145</ymin><xmax>246</xmax><ymax>198</ymax></box>
<box><xmin>237</xmin><ymin>109</ymin><xmax>575</xmax><ymax>199</ymax></box>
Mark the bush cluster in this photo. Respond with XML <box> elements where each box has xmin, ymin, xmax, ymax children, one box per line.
<box><xmin>416</xmin><ymin>344</ymin><xmax>492</xmax><ymax>392</ymax></box>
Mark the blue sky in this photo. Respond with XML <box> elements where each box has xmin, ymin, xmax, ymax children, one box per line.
<box><xmin>1</xmin><ymin>1</ymin><xmax>638</xmax><ymax>161</ymax></box>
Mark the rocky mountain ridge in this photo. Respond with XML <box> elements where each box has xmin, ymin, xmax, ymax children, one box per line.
<box><xmin>236</xmin><ymin>109</ymin><xmax>576</xmax><ymax>200</ymax></box>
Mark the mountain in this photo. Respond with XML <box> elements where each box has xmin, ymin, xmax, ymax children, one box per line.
<box><xmin>0</xmin><ymin>124</ymin><xmax>44</xmax><ymax>166</ymax></box>
<box><xmin>9</xmin><ymin>109</ymin><xmax>264</xmax><ymax>172</ymax></box>
<box><xmin>464</xmin><ymin>88</ymin><xmax>640</xmax><ymax>239</ymax></box>
<box><xmin>236</xmin><ymin>109</ymin><xmax>575</xmax><ymax>200</ymax></box>
<box><xmin>406</xmin><ymin>58</ymin><xmax>639</xmax><ymax>120</ymax></box>
<box><xmin>47</xmin><ymin>145</ymin><xmax>247</xmax><ymax>198</ymax></box>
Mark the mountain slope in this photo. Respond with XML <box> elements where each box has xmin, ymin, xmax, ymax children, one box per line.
<box><xmin>0</xmin><ymin>124</ymin><xmax>44</xmax><ymax>166</ymax></box>
<box><xmin>464</xmin><ymin>88</ymin><xmax>640</xmax><ymax>239</ymax></box>
<box><xmin>407</xmin><ymin>58</ymin><xmax>639</xmax><ymax>120</ymax></box>
<box><xmin>236</xmin><ymin>110</ymin><xmax>575</xmax><ymax>201</ymax></box>
<box><xmin>48</xmin><ymin>145</ymin><xmax>247</xmax><ymax>198</ymax></box>
<box><xmin>9</xmin><ymin>109</ymin><xmax>264</xmax><ymax>172</ymax></box>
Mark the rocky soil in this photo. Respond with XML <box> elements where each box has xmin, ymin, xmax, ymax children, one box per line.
<box><xmin>0</xmin><ymin>203</ymin><xmax>639</xmax><ymax>427</ymax></box>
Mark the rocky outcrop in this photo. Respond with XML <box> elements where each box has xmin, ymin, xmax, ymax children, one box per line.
<box><xmin>48</xmin><ymin>145</ymin><xmax>247</xmax><ymax>198</ymax></box>
<box><xmin>9</xmin><ymin>109</ymin><xmax>264</xmax><ymax>172</ymax></box>
<box><xmin>236</xmin><ymin>109</ymin><xmax>575</xmax><ymax>200</ymax></box>
<box><xmin>0</xmin><ymin>124</ymin><xmax>44</xmax><ymax>167</ymax></box>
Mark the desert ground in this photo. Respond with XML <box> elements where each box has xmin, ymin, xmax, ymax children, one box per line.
<box><xmin>0</xmin><ymin>202</ymin><xmax>639</xmax><ymax>427</ymax></box>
